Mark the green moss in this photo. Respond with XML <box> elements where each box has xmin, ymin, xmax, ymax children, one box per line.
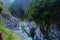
<box><xmin>0</xmin><ymin>19</ymin><xmax>22</xmax><ymax>40</ymax></box>
<box><xmin>0</xmin><ymin>0</ymin><xmax>11</xmax><ymax>14</ymax></box>
<box><xmin>0</xmin><ymin>0</ymin><xmax>22</xmax><ymax>40</ymax></box>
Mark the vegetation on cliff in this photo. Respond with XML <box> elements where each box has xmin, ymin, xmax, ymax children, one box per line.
<box><xmin>25</xmin><ymin>0</ymin><xmax>60</xmax><ymax>30</ymax></box>
<box><xmin>0</xmin><ymin>0</ymin><xmax>22</xmax><ymax>40</ymax></box>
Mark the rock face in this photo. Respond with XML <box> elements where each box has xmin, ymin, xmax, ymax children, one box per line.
<box><xmin>2</xmin><ymin>0</ymin><xmax>15</xmax><ymax>8</ymax></box>
<box><xmin>9</xmin><ymin>0</ymin><xmax>24</xmax><ymax>18</ymax></box>
<box><xmin>4</xmin><ymin>14</ymin><xmax>60</xmax><ymax>40</ymax></box>
<box><xmin>1</xmin><ymin>9</ymin><xmax>59</xmax><ymax>40</ymax></box>
<box><xmin>9</xmin><ymin>0</ymin><xmax>32</xmax><ymax>18</ymax></box>
<box><xmin>5</xmin><ymin>16</ymin><xmax>19</xmax><ymax>30</ymax></box>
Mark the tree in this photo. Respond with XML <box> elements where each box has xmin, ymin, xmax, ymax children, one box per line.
<box><xmin>25</xmin><ymin>0</ymin><xmax>60</xmax><ymax>30</ymax></box>
<box><xmin>25</xmin><ymin>0</ymin><xmax>60</xmax><ymax>39</ymax></box>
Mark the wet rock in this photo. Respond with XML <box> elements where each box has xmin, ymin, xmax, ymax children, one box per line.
<box><xmin>5</xmin><ymin>16</ymin><xmax>19</xmax><ymax>30</ymax></box>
